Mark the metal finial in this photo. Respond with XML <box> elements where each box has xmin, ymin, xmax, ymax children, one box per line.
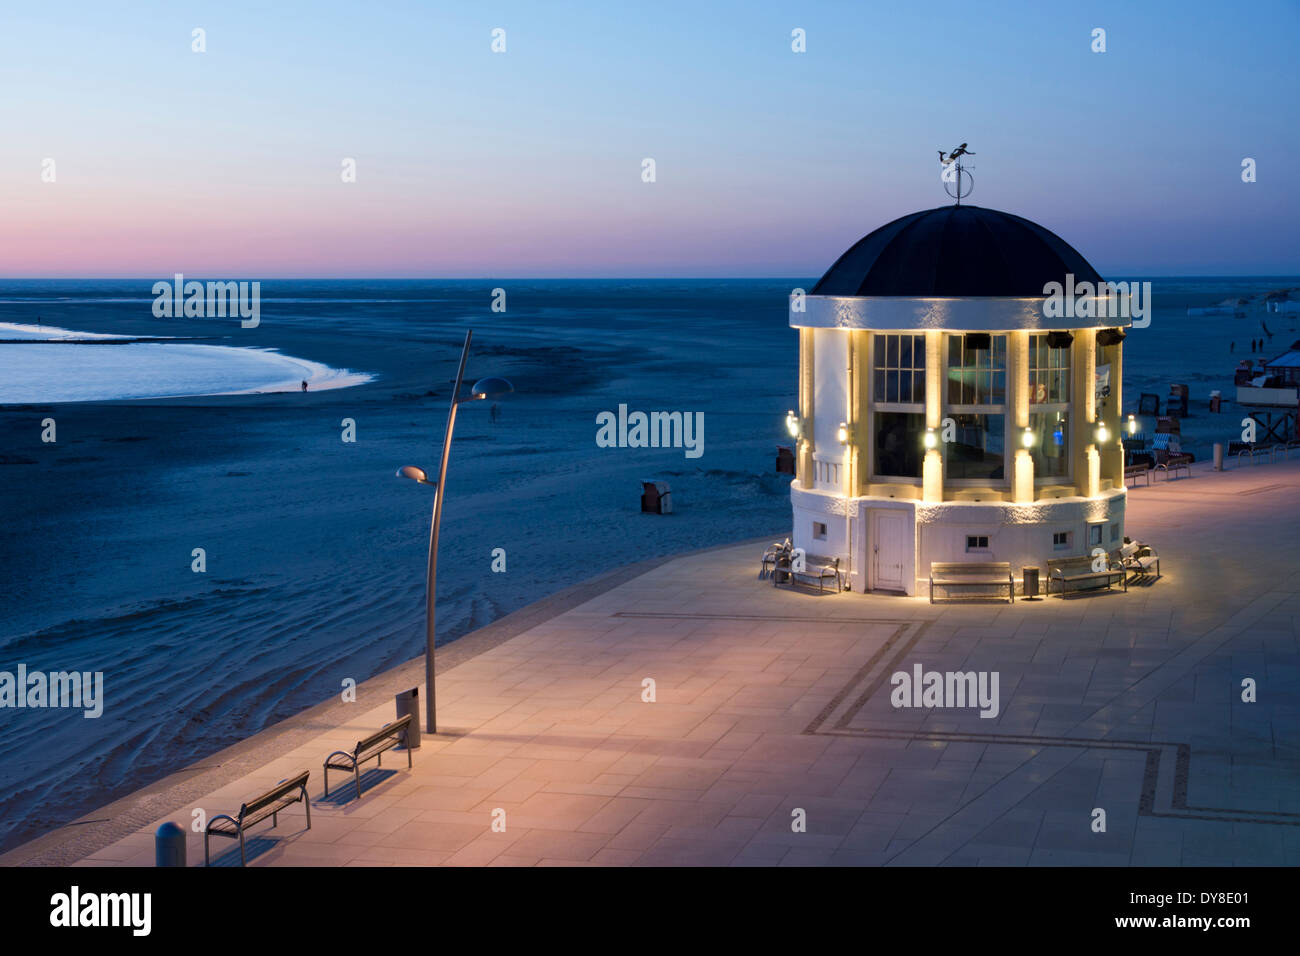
<box><xmin>939</xmin><ymin>143</ymin><xmax>975</xmax><ymax>205</ymax></box>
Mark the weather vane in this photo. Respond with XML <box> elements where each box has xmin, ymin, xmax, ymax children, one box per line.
<box><xmin>938</xmin><ymin>143</ymin><xmax>974</xmax><ymax>204</ymax></box>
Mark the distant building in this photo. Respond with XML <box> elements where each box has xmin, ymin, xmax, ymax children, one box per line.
<box><xmin>789</xmin><ymin>205</ymin><xmax>1130</xmax><ymax>596</ymax></box>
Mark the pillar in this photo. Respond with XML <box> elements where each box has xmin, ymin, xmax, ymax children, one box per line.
<box><xmin>923</xmin><ymin>330</ymin><xmax>944</xmax><ymax>502</ymax></box>
<box><xmin>1073</xmin><ymin>329</ymin><xmax>1097</xmax><ymax>488</ymax></box>
<box><xmin>1009</xmin><ymin>330</ymin><xmax>1034</xmax><ymax>502</ymax></box>
<box><xmin>798</xmin><ymin>327</ymin><xmax>815</xmax><ymax>484</ymax></box>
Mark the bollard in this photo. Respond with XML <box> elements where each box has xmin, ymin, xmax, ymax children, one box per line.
<box><xmin>1213</xmin><ymin>443</ymin><xmax>1223</xmax><ymax>471</ymax></box>
<box><xmin>155</xmin><ymin>821</ymin><xmax>186</xmax><ymax>867</ymax></box>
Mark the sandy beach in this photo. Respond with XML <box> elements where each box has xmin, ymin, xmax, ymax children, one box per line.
<box><xmin>0</xmin><ymin>280</ymin><xmax>797</xmax><ymax>852</ymax></box>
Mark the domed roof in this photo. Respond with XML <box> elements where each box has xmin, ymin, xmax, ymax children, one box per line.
<box><xmin>811</xmin><ymin>205</ymin><xmax>1103</xmax><ymax>298</ymax></box>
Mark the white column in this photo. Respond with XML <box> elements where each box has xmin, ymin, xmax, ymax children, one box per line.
<box><xmin>923</xmin><ymin>331</ymin><xmax>943</xmax><ymax>502</ymax></box>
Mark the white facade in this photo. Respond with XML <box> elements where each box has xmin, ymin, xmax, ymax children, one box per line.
<box><xmin>790</xmin><ymin>298</ymin><xmax>1131</xmax><ymax>597</ymax></box>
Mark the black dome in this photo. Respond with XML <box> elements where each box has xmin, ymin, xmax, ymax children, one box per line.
<box><xmin>811</xmin><ymin>205</ymin><xmax>1103</xmax><ymax>298</ymax></box>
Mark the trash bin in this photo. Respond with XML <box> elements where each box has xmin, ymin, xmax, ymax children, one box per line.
<box><xmin>1021</xmin><ymin>566</ymin><xmax>1040</xmax><ymax>601</ymax></box>
<box><xmin>155</xmin><ymin>821</ymin><xmax>186</xmax><ymax>867</ymax></box>
<box><xmin>776</xmin><ymin>446</ymin><xmax>795</xmax><ymax>475</ymax></box>
<box><xmin>395</xmin><ymin>688</ymin><xmax>421</xmax><ymax>749</ymax></box>
<box><xmin>1209</xmin><ymin>390</ymin><xmax>1222</xmax><ymax>413</ymax></box>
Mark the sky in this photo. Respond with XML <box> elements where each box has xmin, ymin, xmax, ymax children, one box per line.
<box><xmin>1</xmin><ymin>0</ymin><xmax>1297</xmax><ymax>278</ymax></box>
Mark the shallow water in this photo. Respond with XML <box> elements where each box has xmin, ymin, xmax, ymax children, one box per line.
<box><xmin>0</xmin><ymin>322</ymin><xmax>371</xmax><ymax>402</ymax></box>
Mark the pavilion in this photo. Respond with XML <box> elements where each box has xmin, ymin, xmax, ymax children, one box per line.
<box><xmin>788</xmin><ymin>204</ymin><xmax>1130</xmax><ymax>596</ymax></box>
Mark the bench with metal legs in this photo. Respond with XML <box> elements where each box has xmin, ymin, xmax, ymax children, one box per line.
<box><xmin>324</xmin><ymin>713</ymin><xmax>414</xmax><ymax>802</ymax></box>
<box><xmin>205</xmin><ymin>770</ymin><xmax>311</xmax><ymax>866</ymax></box>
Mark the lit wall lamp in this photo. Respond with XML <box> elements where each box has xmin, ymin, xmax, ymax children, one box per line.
<box><xmin>837</xmin><ymin>422</ymin><xmax>849</xmax><ymax>445</ymax></box>
<box><xmin>1095</xmin><ymin>421</ymin><xmax>1109</xmax><ymax>443</ymax></box>
<box><xmin>923</xmin><ymin>426</ymin><xmax>937</xmax><ymax>449</ymax></box>
<box><xmin>786</xmin><ymin>410</ymin><xmax>800</xmax><ymax>439</ymax></box>
<box><xmin>1021</xmin><ymin>426</ymin><xmax>1035</xmax><ymax>448</ymax></box>
<box><xmin>1127</xmin><ymin>414</ymin><xmax>1138</xmax><ymax>435</ymax></box>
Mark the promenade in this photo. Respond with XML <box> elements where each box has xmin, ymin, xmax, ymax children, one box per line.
<box><xmin>8</xmin><ymin>457</ymin><xmax>1300</xmax><ymax>867</ymax></box>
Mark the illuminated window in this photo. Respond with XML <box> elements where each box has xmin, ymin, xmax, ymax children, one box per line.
<box><xmin>873</xmin><ymin>334</ymin><xmax>927</xmax><ymax>403</ymax></box>
<box><xmin>1027</xmin><ymin>334</ymin><xmax>1073</xmax><ymax>482</ymax></box>
<box><xmin>945</xmin><ymin>335</ymin><xmax>1007</xmax><ymax>482</ymax></box>
<box><xmin>872</xmin><ymin>335</ymin><xmax>926</xmax><ymax>481</ymax></box>
<box><xmin>947</xmin><ymin>333</ymin><xmax>1006</xmax><ymax>405</ymax></box>
<box><xmin>1028</xmin><ymin>334</ymin><xmax>1072</xmax><ymax>405</ymax></box>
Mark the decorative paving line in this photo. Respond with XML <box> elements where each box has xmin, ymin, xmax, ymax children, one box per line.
<box><xmin>801</xmin><ymin>620</ymin><xmax>1300</xmax><ymax>828</ymax></box>
<box><xmin>613</xmin><ymin>611</ymin><xmax>916</xmax><ymax>625</ymax></box>
<box><xmin>611</xmin><ymin>610</ymin><xmax>1300</xmax><ymax>827</ymax></box>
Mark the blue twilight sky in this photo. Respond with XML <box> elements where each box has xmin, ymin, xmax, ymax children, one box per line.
<box><xmin>0</xmin><ymin>0</ymin><xmax>1296</xmax><ymax>277</ymax></box>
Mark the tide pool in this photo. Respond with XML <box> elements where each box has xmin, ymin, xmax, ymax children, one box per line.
<box><xmin>0</xmin><ymin>323</ymin><xmax>372</xmax><ymax>403</ymax></box>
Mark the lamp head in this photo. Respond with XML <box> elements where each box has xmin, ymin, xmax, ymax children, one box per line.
<box><xmin>469</xmin><ymin>376</ymin><xmax>513</xmax><ymax>400</ymax></box>
<box><xmin>1021</xmin><ymin>426</ymin><xmax>1035</xmax><ymax>449</ymax></box>
<box><xmin>923</xmin><ymin>426</ymin><xmax>937</xmax><ymax>450</ymax></box>
<box><xmin>1127</xmin><ymin>414</ymin><xmax>1138</xmax><ymax>435</ymax></box>
<box><xmin>1095</xmin><ymin>422</ymin><xmax>1109</xmax><ymax>444</ymax></box>
<box><xmin>397</xmin><ymin>465</ymin><xmax>436</xmax><ymax>486</ymax></box>
<box><xmin>837</xmin><ymin>422</ymin><xmax>849</xmax><ymax>445</ymax></box>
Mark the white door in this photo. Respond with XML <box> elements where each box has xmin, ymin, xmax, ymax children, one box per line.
<box><xmin>870</xmin><ymin>510</ymin><xmax>907</xmax><ymax>592</ymax></box>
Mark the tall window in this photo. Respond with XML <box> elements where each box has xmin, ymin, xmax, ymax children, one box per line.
<box><xmin>872</xmin><ymin>334</ymin><xmax>926</xmax><ymax>479</ymax></box>
<box><xmin>945</xmin><ymin>334</ymin><xmax>1006</xmax><ymax>481</ymax></box>
<box><xmin>1029</xmin><ymin>334</ymin><xmax>1071</xmax><ymax>405</ymax></box>
<box><xmin>1027</xmin><ymin>334</ymin><xmax>1072</xmax><ymax>479</ymax></box>
<box><xmin>874</xmin><ymin>333</ymin><xmax>926</xmax><ymax>404</ymax></box>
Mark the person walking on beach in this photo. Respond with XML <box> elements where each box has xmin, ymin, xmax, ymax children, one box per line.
<box><xmin>301</xmin><ymin>380</ymin><xmax>308</xmax><ymax>391</ymax></box>
<box><xmin>490</xmin><ymin>402</ymin><xmax>500</xmax><ymax>423</ymax></box>
<box><xmin>1231</xmin><ymin>341</ymin><xmax>1235</xmax><ymax>353</ymax></box>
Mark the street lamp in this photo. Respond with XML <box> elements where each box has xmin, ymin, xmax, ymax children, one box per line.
<box><xmin>397</xmin><ymin>329</ymin><xmax>513</xmax><ymax>733</ymax></box>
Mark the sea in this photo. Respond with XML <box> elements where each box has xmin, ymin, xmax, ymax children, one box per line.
<box><xmin>0</xmin><ymin>276</ymin><xmax>1296</xmax><ymax>853</ymax></box>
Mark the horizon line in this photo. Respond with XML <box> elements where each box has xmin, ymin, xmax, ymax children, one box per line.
<box><xmin>1</xmin><ymin>273</ymin><xmax>1299</xmax><ymax>282</ymax></box>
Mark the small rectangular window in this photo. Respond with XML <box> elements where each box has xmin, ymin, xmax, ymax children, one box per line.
<box><xmin>965</xmin><ymin>535</ymin><xmax>990</xmax><ymax>551</ymax></box>
<box><xmin>1110</xmin><ymin>522</ymin><xmax>1120</xmax><ymax>542</ymax></box>
<box><xmin>1053</xmin><ymin>531</ymin><xmax>1071</xmax><ymax>550</ymax></box>
<box><xmin>813</xmin><ymin>522</ymin><xmax>827</xmax><ymax>540</ymax></box>
<box><xmin>1089</xmin><ymin>524</ymin><xmax>1104</xmax><ymax>547</ymax></box>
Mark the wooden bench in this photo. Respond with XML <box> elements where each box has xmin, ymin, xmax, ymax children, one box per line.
<box><xmin>774</xmin><ymin>553</ymin><xmax>842</xmax><ymax>592</ymax></box>
<box><xmin>1154</xmin><ymin>451</ymin><xmax>1192</xmax><ymax>480</ymax></box>
<box><xmin>929</xmin><ymin>562</ymin><xmax>1014</xmax><ymax>604</ymax></box>
<box><xmin>324</xmin><ymin>713</ymin><xmax>414</xmax><ymax>801</ymax></box>
<box><xmin>1119</xmin><ymin>541</ymin><xmax>1161</xmax><ymax>579</ymax></box>
<box><xmin>1124</xmin><ymin>462</ymin><xmax>1151</xmax><ymax>487</ymax></box>
<box><xmin>205</xmin><ymin>770</ymin><xmax>311</xmax><ymax>866</ymax></box>
<box><xmin>1047</xmin><ymin>554</ymin><xmax>1127</xmax><ymax>597</ymax></box>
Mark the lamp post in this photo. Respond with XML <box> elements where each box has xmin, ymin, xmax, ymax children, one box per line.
<box><xmin>397</xmin><ymin>329</ymin><xmax>513</xmax><ymax>733</ymax></box>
